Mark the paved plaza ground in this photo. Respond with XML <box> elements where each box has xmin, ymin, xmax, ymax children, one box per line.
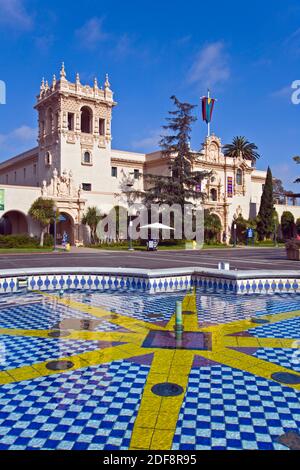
<box><xmin>0</xmin><ymin>247</ymin><xmax>297</xmax><ymax>271</ymax></box>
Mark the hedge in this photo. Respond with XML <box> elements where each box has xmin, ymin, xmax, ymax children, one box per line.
<box><xmin>0</xmin><ymin>233</ymin><xmax>54</xmax><ymax>248</ymax></box>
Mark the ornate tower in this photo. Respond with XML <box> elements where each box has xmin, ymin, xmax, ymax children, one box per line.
<box><xmin>35</xmin><ymin>63</ymin><xmax>116</xmax><ymax>191</ymax></box>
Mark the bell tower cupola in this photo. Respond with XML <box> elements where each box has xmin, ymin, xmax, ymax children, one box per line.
<box><xmin>34</xmin><ymin>62</ymin><xmax>117</xmax><ymax>191</ymax></box>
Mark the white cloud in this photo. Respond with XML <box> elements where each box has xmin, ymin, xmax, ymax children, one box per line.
<box><xmin>270</xmin><ymin>85</ymin><xmax>292</xmax><ymax>99</ymax></box>
<box><xmin>272</xmin><ymin>163</ymin><xmax>298</xmax><ymax>190</ymax></box>
<box><xmin>131</xmin><ymin>129</ymin><xmax>163</xmax><ymax>152</ymax></box>
<box><xmin>75</xmin><ymin>18</ymin><xmax>153</xmax><ymax>64</ymax></box>
<box><xmin>187</xmin><ymin>41</ymin><xmax>230</xmax><ymax>89</ymax></box>
<box><xmin>0</xmin><ymin>0</ymin><xmax>33</xmax><ymax>30</ymax></box>
<box><xmin>114</xmin><ymin>33</ymin><xmax>135</xmax><ymax>58</ymax></box>
<box><xmin>0</xmin><ymin>125</ymin><xmax>37</xmax><ymax>160</ymax></box>
<box><xmin>35</xmin><ymin>34</ymin><xmax>55</xmax><ymax>53</ymax></box>
<box><xmin>10</xmin><ymin>125</ymin><xmax>37</xmax><ymax>141</ymax></box>
<box><xmin>75</xmin><ymin>17</ymin><xmax>109</xmax><ymax>49</ymax></box>
<box><xmin>284</xmin><ymin>28</ymin><xmax>300</xmax><ymax>56</ymax></box>
<box><xmin>175</xmin><ymin>35</ymin><xmax>192</xmax><ymax>46</ymax></box>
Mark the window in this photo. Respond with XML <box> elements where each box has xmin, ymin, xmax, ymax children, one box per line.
<box><xmin>46</xmin><ymin>107</ymin><xmax>53</xmax><ymax>134</ymax></box>
<box><xmin>81</xmin><ymin>106</ymin><xmax>92</xmax><ymax>133</ymax></box>
<box><xmin>227</xmin><ymin>176</ymin><xmax>233</xmax><ymax>197</ymax></box>
<box><xmin>83</xmin><ymin>151</ymin><xmax>91</xmax><ymax>164</ymax></box>
<box><xmin>23</xmin><ymin>168</ymin><xmax>26</xmax><ymax>179</ymax></box>
<box><xmin>45</xmin><ymin>151</ymin><xmax>52</xmax><ymax>166</ymax></box>
<box><xmin>134</xmin><ymin>169</ymin><xmax>139</xmax><ymax>179</ymax></box>
<box><xmin>111</xmin><ymin>167</ymin><xmax>117</xmax><ymax>177</ymax></box>
<box><xmin>210</xmin><ymin>188</ymin><xmax>217</xmax><ymax>201</ymax></box>
<box><xmin>82</xmin><ymin>183</ymin><xmax>92</xmax><ymax>191</ymax></box>
<box><xmin>236</xmin><ymin>168</ymin><xmax>242</xmax><ymax>185</ymax></box>
<box><xmin>68</xmin><ymin>113</ymin><xmax>74</xmax><ymax>131</ymax></box>
<box><xmin>99</xmin><ymin>118</ymin><xmax>105</xmax><ymax>136</ymax></box>
<box><xmin>33</xmin><ymin>164</ymin><xmax>37</xmax><ymax>175</ymax></box>
<box><xmin>14</xmin><ymin>171</ymin><xmax>16</xmax><ymax>182</ymax></box>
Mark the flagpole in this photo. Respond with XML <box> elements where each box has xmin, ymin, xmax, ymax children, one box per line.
<box><xmin>207</xmin><ymin>89</ymin><xmax>210</xmax><ymax>137</ymax></box>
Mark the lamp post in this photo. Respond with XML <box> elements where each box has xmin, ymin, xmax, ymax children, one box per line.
<box><xmin>233</xmin><ymin>220</ymin><xmax>237</xmax><ymax>248</ymax></box>
<box><xmin>125</xmin><ymin>179</ymin><xmax>134</xmax><ymax>251</ymax></box>
<box><xmin>53</xmin><ymin>204</ymin><xmax>57</xmax><ymax>252</ymax></box>
<box><xmin>274</xmin><ymin>219</ymin><xmax>278</xmax><ymax>247</ymax></box>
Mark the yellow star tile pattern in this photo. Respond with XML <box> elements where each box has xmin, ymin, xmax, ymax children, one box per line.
<box><xmin>0</xmin><ymin>288</ymin><xmax>299</xmax><ymax>450</ymax></box>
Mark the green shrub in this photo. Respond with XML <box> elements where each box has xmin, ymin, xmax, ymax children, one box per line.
<box><xmin>0</xmin><ymin>234</ymin><xmax>39</xmax><ymax>248</ymax></box>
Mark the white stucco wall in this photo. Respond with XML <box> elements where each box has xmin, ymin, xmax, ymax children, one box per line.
<box><xmin>0</xmin><ymin>184</ymin><xmax>42</xmax><ymax>236</ymax></box>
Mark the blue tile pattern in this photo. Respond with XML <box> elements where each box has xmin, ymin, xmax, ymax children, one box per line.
<box><xmin>3</xmin><ymin>271</ymin><xmax>300</xmax><ymax>295</ymax></box>
<box><xmin>0</xmin><ymin>361</ymin><xmax>149</xmax><ymax>450</ymax></box>
<box><xmin>196</xmin><ymin>292</ymin><xmax>300</xmax><ymax>324</ymax></box>
<box><xmin>0</xmin><ymin>335</ymin><xmax>107</xmax><ymax>371</ymax></box>
<box><xmin>254</xmin><ymin>348</ymin><xmax>300</xmax><ymax>374</ymax></box>
<box><xmin>25</xmin><ymin>274</ymin><xmax>192</xmax><ymax>293</ymax></box>
<box><xmin>251</xmin><ymin>317</ymin><xmax>300</xmax><ymax>338</ymax></box>
<box><xmin>0</xmin><ymin>301</ymin><xmax>119</xmax><ymax>332</ymax></box>
<box><xmin>173</xmin><ymin>364</ymin><xmax>300</xmax><ymax>450</ymax></box>
<box><xmin>66</xmin><ymin>290</ymin><xmax>185</xmax><ymax>324</ymax></box>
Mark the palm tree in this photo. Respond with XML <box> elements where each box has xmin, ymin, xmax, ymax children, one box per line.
<box><xmin>223</xmin><ymin>136</ymin><xmax>260</xmax><ymax>164</ymax></box>
<box><xmin>28</xmin><ymin>197</ymin><xmax>55</xmax><ymax>247</ymax></box>
<box><xmin>82</xmin><ymin>207</ymin><xmax>103</xmax><ymax>244</ymax></box>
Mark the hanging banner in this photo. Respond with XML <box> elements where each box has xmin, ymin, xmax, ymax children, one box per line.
<box><xmin>0</xmin><ymin>189</ymin><xmax>4</xmax><ymax>210</ymax></box>
<box><xmin>201</xmin><ymin>97</ymin><xmax>215</xmax><ymax>124</ymax></box>
<box><xmin>227</xmin><ymin>177</ymin><xmax>233</xmax><ymax>197</ymax></box>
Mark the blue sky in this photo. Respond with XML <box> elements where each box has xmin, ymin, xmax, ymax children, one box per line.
<box><xmin>0</xmin><ymin>0</ymin><xmax>300</xmax><ymax>188</ymax></box>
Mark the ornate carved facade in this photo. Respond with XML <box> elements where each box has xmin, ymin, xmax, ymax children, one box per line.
<box><xmin>0</xmin><ymin>63</ymin><xmax>269</xmax><ymax>244</ymax></box>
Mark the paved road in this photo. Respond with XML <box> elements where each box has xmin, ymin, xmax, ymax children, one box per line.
<box><xmin>0</xmin><ymin>247</ymin><xmax>298</xmax><ymax>271</ymax></box>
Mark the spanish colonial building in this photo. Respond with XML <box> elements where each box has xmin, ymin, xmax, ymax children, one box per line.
<box><xmin>0</xmin><ymin>64</ymin><xmax>298</xmax><ymax>244</ymax></box>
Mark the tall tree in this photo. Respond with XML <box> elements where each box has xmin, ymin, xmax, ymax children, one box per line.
<box><xmin>292</xmin><ymin>155</ymin><xmax>300</xmax><ymax>182</ymax></box>
<box><xmin>273</xmin><ymin>178</ymin><xmax>286</xmax><ymax>203</ymax></box>
<box><xmin>28</xmin><ymin>197</ymin><xmax>55</xmax><ymax>247</ymax></box>
<box><xmin>223</xmin><ymin>136</ymin><xmax>260</xmax><ymax>164</ymax></box>
<box><xmin>273</xmin><ymin>178</ymin><xmax>285</xmax><ymax>195</ymax></box>
<box><xmin>256</xmin><ymin>167</ymin><xmax>275</xmax><ymax>240</ymax></box>
<box><xmin>82</xmin><ymin>207</ymin><xmax>103</xmax><ymax>244</ymax></box>
<box><xmin>143</xmin><ymin>96</ymin><xmax>210</xmax><ymax>208</ymax></box>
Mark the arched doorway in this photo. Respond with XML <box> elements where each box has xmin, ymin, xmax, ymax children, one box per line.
<box><xmin>204</xmin><ymin>210</ymin><xmax>223</xmax><ymax>244</ymax></box>
<box><xmin>0</xmin><ymin>210</ymin><xmax>28</xmax><ymax>235</ymax></box>
<box><xmin>50</xmin><ymin>212</ymin><xmax>75</xmax><ymax>245</ymax></box>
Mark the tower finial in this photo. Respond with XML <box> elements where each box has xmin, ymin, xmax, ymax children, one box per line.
<box><xmin>52</xmin><ymin>74</ymin><xmax>56</xmax><ymax>90</ymax></box>
<box><xmin>39</xmin><ymin>77</ymin><xmax>45</xmax><ymax>97</ymax></box>
<box><xmin>60</xmin><ymin>61</ymin><xmax>66</xmax><ymax>78</ymax></box>
<box><xmin>93</xmin><ymin>77</ymin><xmax>98</xmax><ymax>89</ymax></box>
<box><xmin>104</xmin><ymin>73</ymin><xmax>110</xmax><ymax>89</ymax></box>
<box><xmin>76</xmin><ymin>72</ymin><xmax>80</xmax><ymax>84</ymax></box>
